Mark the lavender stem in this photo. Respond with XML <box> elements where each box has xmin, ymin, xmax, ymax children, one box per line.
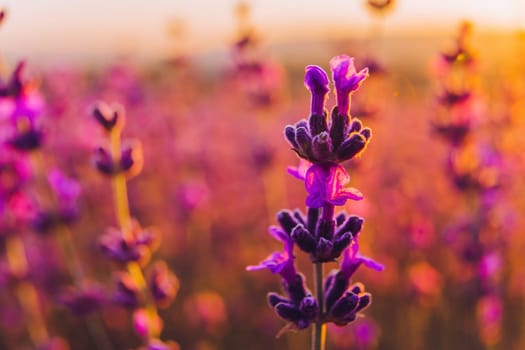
<box><xmin>312</xmin><ymin>262</ymin><xmax>326</xmax><ymax>350</ymax></box>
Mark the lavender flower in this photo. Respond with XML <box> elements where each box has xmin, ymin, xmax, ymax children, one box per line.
<box><xmin>330</xmin><ymin>55</ymin><xmax>369</xmax><ymax>117</ymax></box>
<box><xmin>99</xmin><ymin>220</ymin><xmax>157</xmax><ymax>264</ymax></box>
<box><xmin>285</xmin><ymin>59</ymin><xmax>371</xmax><ymax>164</ymax></box>
<box><xmin>249</xmin><ymin>56</ymin><xmax>380</xmax><ymax>348</ymax></box>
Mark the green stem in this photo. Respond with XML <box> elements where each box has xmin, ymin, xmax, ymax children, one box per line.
<box><xmin>312</xmin><ymin>262</ymin><xmax>326</xmax><ymax>350</ymax></box>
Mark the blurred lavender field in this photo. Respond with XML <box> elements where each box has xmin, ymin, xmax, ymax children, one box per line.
<box><xmin>2</xmin><ymin>2</ymin><xmax>525</xmax><ymax>349</ymax></box>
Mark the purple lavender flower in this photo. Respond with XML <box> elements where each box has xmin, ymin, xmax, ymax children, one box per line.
<box><xmin>93</xmin><ymin>141</ymin><xmax>144</xmax><ymax>178</ymax></box>
<box><xmin>330</xmin><ymin>55</ymin><xmax>369</xmax><ymax>117</ymax></box>
<box><xmin>148</xmin><ymin>261</ymin><xmax>179</xmax><ymax>309</ymax></box>
<box><xmin>304</xmin><ymin>163</ymin><xmax>363</xmax><ymax>208</ymax></box>
<box><xmin>249</xmin><ymin>57</ymin><xmax>379</xmax><ymax>344</ymax></box>
<box><xmin>99</xmin><ymin>220</ymin><xmax>157</xmax><ymax>264</ymax></box>
<box><xmin>247</xmin><ymin>227</ymin><xmax>318</xmax><ymax>329</ymax></box>
<box><xmin>59</xmin><ymin>283</ymin><xmax>106</xmax><ymax>316</ymax></box>
<box><xmin>92</xmin><ymin>101</ymin><xmax>125</xmax><ymax>133</ymax></box>
<box><xmin>0</xmin><ymin>62</ymin><xmax>45</xmax><ymax>151</ymax></box>
<box><xmin>284</xmin><ymin>60</ymin><xmax>371</xmax><ymax>164</ymax></box>
<box><xmin>114</xmin><ymin>272</ymin><xmax>140</xmax><ymax>308</ymax></box>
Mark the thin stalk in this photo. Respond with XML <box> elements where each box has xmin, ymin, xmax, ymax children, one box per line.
<box><xmin>312</xmin><ymin>262</ymin><xmax>326</xmax><ymax>350</ymax></box>
<box><xmin>108</xmin><ymin>129</ymin><xmax>161</xmax><ymax>342</ymax></box>
<box><xmin>5</xmin><ymin>235</ymin><xmax>49</xmax><ymax>346</ymax></box>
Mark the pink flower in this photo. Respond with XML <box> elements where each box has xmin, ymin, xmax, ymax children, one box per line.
<box><xmin>330</xmin><ymin>55</ymin><xmax>368</xmax><ymax>116</ymax></box>
<box><xmin>304</xmin><ymin>163</ymin><xmax>363</xmax><ymax>208</ymax></box>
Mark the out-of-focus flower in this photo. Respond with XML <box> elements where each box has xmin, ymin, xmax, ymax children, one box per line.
<box><xmin>476</xmin><ymin>294</ymin><xmax>502</xmax><ymax>346</ymax></box>
<box><xmin>148</xmin><ymin>261</ymin><xmax>179</xmax><ymax>309</ymax></box>
<box><xmin>113</xmin><ymin>271</ymin><xmax>139</xmax><ymax>308</ymax></box>
<box><xmin>177</xmin><ymin>179</ymin><xmax>209</xmax><ymax>212</ymax></box>
<box><xmin>141</xmin><ymin>339</ymin><xmax>180</xmax><ymax>350</ymax></box>
<box><xmin>0</xmin><ymin>62</ymin><xmax>45</xmax><ymax>152</ymax></box>
<box><xmin>183</xmin><ymin>291</ymin><xmax>227</xmax><ymax>334</ymax></box>
<box><xmin>0</xmin><ymin>149</ymin><xmax>32</xmax><ymax>199</ymax></box>
<box><xmin>93</xmin><ymin>140</ymin><xmax>143</xmax><ymax>178</ymax></box>
<box><xmin>447</xmin><ymin>141</ymin><xmax>502</xmax><ymax>191</ymax></box>
<box><xmin>408</xmin><ymin>261</ymin><xmax>442</xmax><ymax>297</ymax></box>
<box><xmin>133</xmin><ymin>308</ymin><xmax>163</xmax><ymax>339</ymax></box>
<box><xmin>99</xmin><ymin>220</ymin><xmax>158</xmax><ymax>265</ymax></box>
<box><xmin>92</xmin><ymin>101</ymin><xmax>126</xmax><ymax>133</ymax></box>
<box><xmin>59</xmin><ymin>283</ymin><xmax>106</xmax><ymax>316</ymax></box>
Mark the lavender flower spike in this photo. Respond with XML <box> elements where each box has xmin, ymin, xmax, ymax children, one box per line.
<box><xmin>330</xmin><ymin>55</ymin><xmax>369</xmax><ymax>116</ymax></box>
<box><xmin>304</xmin><ymin>65</ymin><xmax>330</xmax><ymax>116</ymax></box>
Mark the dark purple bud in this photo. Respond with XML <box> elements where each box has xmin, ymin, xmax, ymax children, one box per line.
<box><xmin>324</xmin><ymin>271</ymin><xmax>336</xmax><ymax>291</ymax></box>
<box><xmin>355</xmin><ymin>293</ymin><xmax>372</xmax><ymax>312</ymax></box>
<box><xmin>299</xmin><ymin>296</ymin><xmax>318</xmax><ymax>319</ymax></box>
<box><xmin>336</xmin><ymin>215</ymin><xmax>363</xmax><ymax>237</ymax></box>
<box><xmin>316</xmin><ymin>238</ymin><xmax>334</xmax><ymax>261</ymax></box>
<box><xmin>350</xmin><ymin>283</ymin><xmax>364</xmax><ymax>294</ymax></box>
<box><xmin>306</xmin><ymin>207</ymin><xmax>320</xmax><ymax>234</ymax></box>
<box><xmin>149</xmin><ymin>261</ymin><xmax>179</xmax><ymax>309</ymax></box>
<box><xmin>275</xmin><ymin>302</ymin><xmax>302</xmax><ymax>323</ymax></box>
<box><xmin>331</xmin><ymin>292</ymin><xmax>359</xmax><ymax>318</ymax></box>
<box><xmin>295</xmin><ymin>119</ymin><xmax>308</xmax><ymax>129</ymax></box>
<box><xmin>114</xmin><ymin>273</ymin><xmax>139</xmax><ymax>308</ymax></box>
<box><xmin>332</xmin><ymin>232</ymin><xmax>352</xmax><ymax>257</ymax></box>
<box><xmin>291</xmin><ymin>225</ymin><xmax>316</xmax><ymax>253</ymax></box>
<box><xmin>337</xmin><ymin>134</ymin><xmax>366</xmax><ymax>161</ymax></box>
<box><xmin>316</xmin><ymin>218</ymin><xmax>335</xmax><ymax>240</ymax></box>
<box><xmin>59</xmin><ymin>284</ymin><xmax>106</xmax><ymax>316</ymax></box>
<box><xmin>268</xmin><ymin>292</ymin><xmax>289</xmax><ymax>308</ymax></box>
<box><xmin>92</xmin><ymin>102</ymin><xmax>125</xmax><ymax>132</ymax></box>
<box><xmin>295</xmin><ymin>126</ymin><xmax>312</xmax><ymax>157</ymax></box>
<box><xmin>312</xmin><ymin>132</ymin><xmax>333</xmax><ymax>161</ymax></box>
<box><xmin>31</xmin><ymin>211</ymin><xmax>59</xmax><ymax>234</ymax></box>
<box><xmin>308</xmin><ymin>113</ymin><xmax>328</xmax><ymax>137</ymax></box>
<box><xmin>338</xmin><ymin>312</ymin><xmax>357</xmax><ymax>326</ymax></box>
<box><xmin>335</xmin><ymin>212</ymin><xmax>347</xmax><ymax>226</ymax></box>
<box><xmin>277</xmin><ymin>210</ymin><xmax>300</xmax><ymax>235</ymax></box>
<box><xmin>293</xmin><ymin>209</ymin><xmax>306</xmax><ymax>226</ymax></box>
<box><xmin>304</xmin><ymin>65</ymin><xmax>330</xmax><ymax>115</ymax></box>
<box><xmin>284</xmin><ymin>125</ymin><xmax>298</xmax><ymax>148</ymax></box>
<box><xmin>349</xmin><ymin>119</ymin><xmax>363</xmax><ymax>133</ymax></box>
<box><xmin>120</xmin><ymin>142</ymin><xmax>143</xmax><ymax>178</ymax></box>
<box><xmin>7</xmin><ymin>128</ymin><xmax>43</xmax><ymax>151</ymax></box>
<box><xmin>93</xmin><ymin>147</ymin><xmax>114</xmax><ymax>175</ymax></box>
<box><xmin>360</xmin><ymin>127</ymin><xmax>372</xmax><ymax>140</ymax></box>
<box><xmin>285</xmin><ymin>274</ymin><xmax>307</xmax><ymax>303</ymax></box>
<box><xmin>330</xmin><ymin>109</ymin><xmax>349</xmax><ymax>151</ymax></box>
<box><xmin>325</xmin><ymin>271</ymin><xmax>350</xmax><ymax>312</ymax></box>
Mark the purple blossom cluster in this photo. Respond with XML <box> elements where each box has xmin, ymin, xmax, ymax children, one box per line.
<box><xmin>92</xmin><ymin>102</ymin><xmax>180</xmax><ymax>350</ymax></box>
<box><xmin>248</xmin><ymin>55</ymin><xmax>382</xmax><ymax>347</ymax></box>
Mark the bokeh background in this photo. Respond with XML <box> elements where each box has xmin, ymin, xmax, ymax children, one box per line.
<box><xmin>2</xmin><ymin>1</ymin><xmax>525</xmax><ymax>349</ymax></box>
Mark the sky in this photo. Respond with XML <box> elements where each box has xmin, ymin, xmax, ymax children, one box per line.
<box><xmin>0</xmin><ymin>0</ymin><xmax>523</xmax><ymax>64</ymax></box>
